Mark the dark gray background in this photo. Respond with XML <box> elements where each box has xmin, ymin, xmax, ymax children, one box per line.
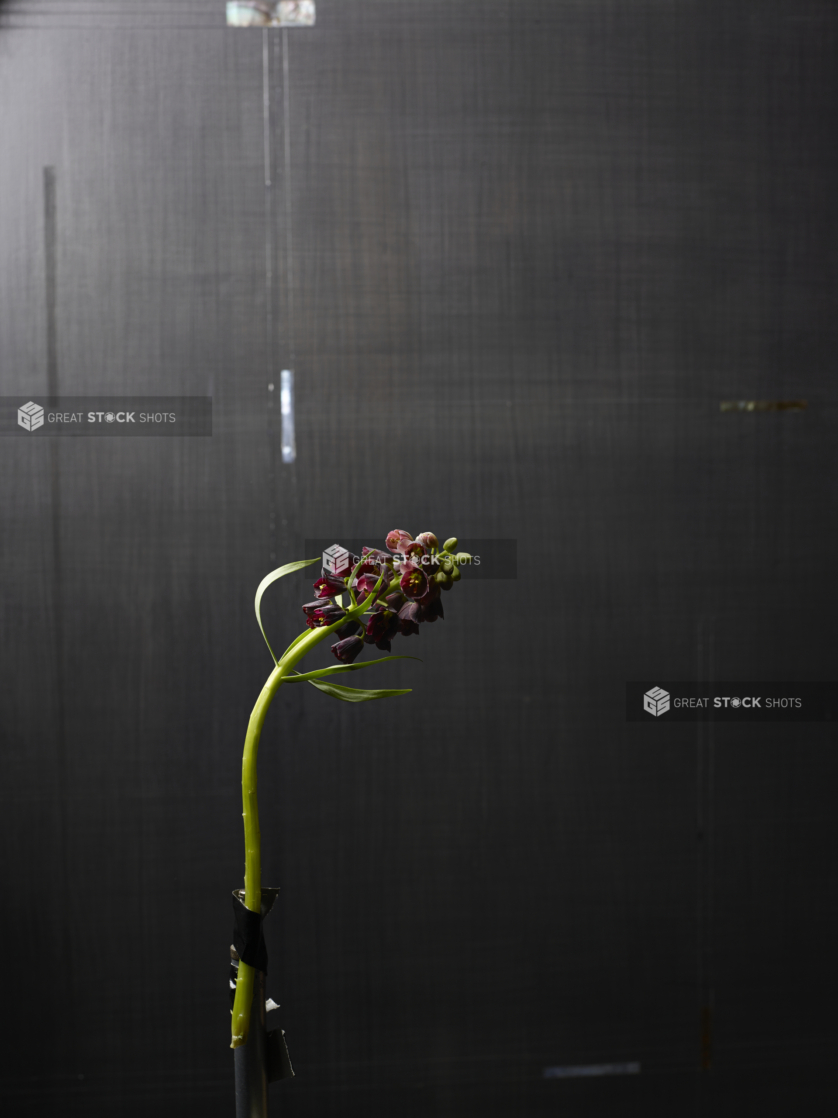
<box><xmin>1</xmin><ymin>1</ymin><xmax>836</xmax><ymax>1114</ymax></box>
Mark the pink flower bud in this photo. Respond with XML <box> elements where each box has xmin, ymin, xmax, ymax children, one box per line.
<box><xmin>385</xmin><ymin>529</ymin><xmax>413</xmax><ymax>553</ymax></box>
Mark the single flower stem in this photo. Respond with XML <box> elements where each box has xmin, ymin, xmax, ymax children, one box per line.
<box><xmin>230</xmin><ymin>615</ymin><xmax>348</xmax><ymax>1048</ymax></box>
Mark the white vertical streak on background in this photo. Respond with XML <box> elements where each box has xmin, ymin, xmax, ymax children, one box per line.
<box><xmin>280</xmin><ymin>369</ymin><xmax>295</xmax><ymax>462</ymax></box>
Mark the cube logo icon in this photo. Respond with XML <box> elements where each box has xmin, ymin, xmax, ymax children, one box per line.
<box><xmin>322</xmin><ymin>544</ymin><xmax>351</xmax><ymax>576</ymax></box>
<box><xmin>643</xmin><ymin>686</ymin><xmax>670</xmax><ymax>717</ymax></box>
<box><xmin>18</xmin><ymin>401</ymin><xmax>44</xmax><ymax>432</ymax></box>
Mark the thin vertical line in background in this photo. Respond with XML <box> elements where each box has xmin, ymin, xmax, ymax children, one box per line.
<box><xmin>695</xmin><ymin>617</ymin><xmax>715</xmax><ymax>1114</ymax></box>
<box><xmin>281</xmin><ymin>27</ymin><xmax>295</xmax><ymax>369</ymax></box>
<box><xmin>44</xmin><ymin>167</ymin><xmax>58</xmax><ymax>400</ymax></box>
<box><xmin>263</xmin><ymin>29</ymin><xmax>274</xmax><ymax>378</ymax></box>
<box><xmin>44</xmin><ymin>165</ymin><xmax>76</xmax><ymax>1059</ymax></box>
<box><xmin>263</xmin><ymin>30</ymin><xmax>281</xmax><ymax>555</ymax></box>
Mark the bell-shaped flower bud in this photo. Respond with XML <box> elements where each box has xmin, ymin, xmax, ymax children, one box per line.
<box><xmin>398</xmin><ymin>600</ymin><xmax>421</xmax><ymax>624</ymax></box>
<box><xmin>313</xmin><ymin>573</ymin><xmax>347</xmax><ymax>599</ymax></box>
<box><xmin>385</xmin><ymin>592</ymin><xmax>405</xmax><ymax>611</ymax></box>
<box><xmin>417</xmin><ymin>578</ymin><xmax>440</xmax><ymax>606</ymax></box>
<box><xmin>331</xmin><ymin>635</ymin><xmax>364</xmax><ymax>664</ymax></box>
<box><xmin>305</xmin><ymin>602</ymin><xmax>346</xmax><ymax>628</ymax></box>
<box><xmin>396</xmin><ymin>599</ymin><xmax>421</xmax><ymax>635</ymax></box>
<box><xmin>337</xmin><ymin>619</ymin><xmax>361</xmax><ymax>639</ymax></box>
<box><xmin>442</xmin><ymin>537</ymin><xmax>458</xmax><ymax>552</ymax></box>
<box><xmin>365</xmin><ymin>607</ymin><xmax>399</xmax><ymax>645</ymax></box>
<box><xmin>419</xmin><ymin>596</ymin><xmax>444</xmax><ymax>623</ymax></box>
<box><xmin>385</xmin><ymin>529</ymin><xmax>413</xmax><ymax>553</ymax></box>
<box><xmin>398</xmin><ymin>615</ymin><xmax>420</xmax><ymax>636</ymax></box>
<box><xmin>364</xmin><ymin>610</ymin><xmax>388</xmax><ymax>643</ymax></box>
<box><xmin>415</xmin><ymin>532</ymin><xmax>438</xmax><ymax>550</ymax></box>
<box><xmin>399</xmin><ymin>561</ymin><xmax>429</xmax><ymax>601</ymax></box>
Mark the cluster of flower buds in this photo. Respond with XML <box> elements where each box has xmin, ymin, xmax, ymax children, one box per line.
<box><xmin>302</xmin><ymin>531</ymin><xmax>469</xmax><ymax>665</ymax></box>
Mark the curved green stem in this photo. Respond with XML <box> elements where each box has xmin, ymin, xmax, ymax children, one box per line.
<box><xmin>230</xmin><ymin>616</ymin><xmax>347</xmax><ymax>1048</ymax></box>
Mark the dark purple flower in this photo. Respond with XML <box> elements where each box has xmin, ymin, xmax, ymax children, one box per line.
<box><xmin>352</xmin><ymin>559</ymin><xmax>392</xmax><ymax>593</ymax></box>
<box><xmin>385</xmin><ymin>529</ymin><xmax>413</xmax><ymax>553</ymax></box>
<box><xmin>365</xmin><ymin>613</ymin><xmax>387</xmax><ymax>642</ymax></box>
<box><xmin>385</xmin><ymin>591</ymin><xmax>405</xmax><ymax>611</ymax></box>
<box><xmin>331</xmin><ymin>636</ymin><xmax>364</xmax><ymax>663</ymax></box>
<box><xmin>353</xmin><ymin>559</ymin><xmax>381</xmax><ymax>579</ymax></box>
<box><xmin>396</xmin><ymin>600</ymin><xmax>422</xmax><ymax>636</ymax></box>
<box><xmin>419</xmin><ymin>596</ymin><xmax>444</xmax><ymax>623</ymax></box>
<box><xmin>355</xmin><ymin>572</ymin><xmax>385</xmax><ymax>598</ymax></box>
<box><xmin>305</xmin><ymin>602</ymin><xmax>346</xmax><ymax>628</ymax></box>
<box><xmin>417</xmin><ymin>578</ymin><xmax>440</xmax><ymax>605</ymax></box>
<box><xmin>400</xmin><ymin>540</ymin><xmax>427</xmax><ymax>562</ymax></box>
<box><xmin>336</xmin><ymin>619</ymin><xmax>361</xmax><ymax>639</ymax></box>
<box><xmin>313</xmin><ymin>573</ymin><xmax>347</xmax><ymax>599</ymax></box>
<box><xmin>399</xmin><ymin>561</ymin><xmax>429</xmax><ymax>601</ymax></box>
<box><xmin>397</xmin><ymin>600</ymin><xmax>421</xmax><ymax>624</ymax></box>
<box><xmin>365</xmin><ymin>608</ymin><xmax>398</xmax><ymax>645</ymax></box>
<box><xmin>362</xmin><ymin>547</ymin><xmax>394</xmax><ymax>567</ymax></box>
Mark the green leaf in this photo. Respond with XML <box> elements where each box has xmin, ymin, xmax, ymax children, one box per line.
<box><xmin>285</xmin><ymin>655</ymin><xmax>421</xmax><ymax>683</ymax></box>
<box><xmin>255</xmin><ymin>558</ymin><xmax>320</xmax><ymax>663</ymax></box>
<box><xmin>307</xmin><ymin>679</ymin><xmax>412</xmax><ymax>703</ymax></box>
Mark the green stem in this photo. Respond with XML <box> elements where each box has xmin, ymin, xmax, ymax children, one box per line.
<box><xmin>230</xmin><ymin>616</ymin><xmax>347</xmax><ymax>1048</ymax></box>
<box><xmin>230</xmin><ymin>571</ymin><xmax>404</xmax><ymax>1046</ymax></box>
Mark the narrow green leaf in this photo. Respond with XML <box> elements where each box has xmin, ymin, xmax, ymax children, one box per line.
<box><xmin>285</xmin><ymin>655</ymin><xmax>421</xmax><ymax>683</ymax></box>
<box><xmin>255</xmin><ymin>557</ymin><xmax>320</xmax><ymax>663</ymax></box>
<box><xmin>308</xmin><ymin>679</ymin><xmax>412</xmax><ymax>703</ymax></box>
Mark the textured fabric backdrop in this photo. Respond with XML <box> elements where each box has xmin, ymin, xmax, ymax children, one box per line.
<box><xmin>1</xmin><ymin>1</ymin><xmax>836</xmax><ymax>1114</ymax></box>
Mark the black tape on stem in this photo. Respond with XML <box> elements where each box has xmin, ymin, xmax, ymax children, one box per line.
<box><xmin>232</xmin><ymin>892</ymin><xmax>269</xmax><ymax>973</ymax></box>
